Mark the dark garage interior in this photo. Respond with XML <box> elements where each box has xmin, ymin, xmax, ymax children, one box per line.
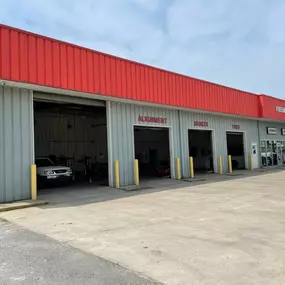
<box><xmin>226</xmin><ymin>132</ymin><xmax>245</xmax><ymax>169</ymax></box>
<box><xmin>134</xmin><ymin>126</ymin><xmax>171</xmax><ymax>178</ymax></box>
<box><xmin>188</xmin><ymin>130</ymin><xmax>214</xmax><ymax>173</ymax></box>
<box><xmin>34</xmin><ymin>99</ymin><xmax>108</xmax><ymax>190</ymax></box>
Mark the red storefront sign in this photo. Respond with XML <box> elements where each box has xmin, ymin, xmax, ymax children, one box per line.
<box><xmin>138</xmin><ymin>115</ymin><xmax>167</xmax><ymax>124</ymax></box>
<box><xmin>276</xmin><ymin>106</ymin><xmax>285</xmax><ymax>113</ymax></box>
<box><xmin>194</xmin><ymin>121</ymin><xmax>208</xmax><ymax>127</ymax></box>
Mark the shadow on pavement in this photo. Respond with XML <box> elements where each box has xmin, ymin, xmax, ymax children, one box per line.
<box><xmin>38</xmin><ymin>168</ymin><xmax>285</xmax><ymax>209</ymax></box>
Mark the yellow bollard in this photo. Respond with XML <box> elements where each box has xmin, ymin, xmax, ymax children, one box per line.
<box><xmin>189</xmin><ymin>157</ymin><xmax>194</xmax><ymax>178</ymax></box>
<box><xmin>249</xmin><ymin>154</ymin><xmax>253</xmax><ymax>171</ymax></box>
<box><xmin>31</xmin><ymin>164</ymin><xmax>37</xmax><ymax>200</ymax></box>
<box><xmin>176</xmin><ymin>158</ymin><xmax>181</xmax><ymax>180</ymax></box>
<box><xmin>134</xmin><ymin>159</ymin><xmax>139</xmax><ymax>185</ymax></box>
<box><xmin>218</xmin><ymin>156</ymin><xmax>223</xmax><ymax>175</ymax></box>
<box><xmin>114</xmin><ymin>160</ymin><xmax>120</xmax><ymax>188</ymax></box>
<box><xmin>228</xmin><ymin>155</ymin><xmax>232</xmax><ymax>174</ymax></box>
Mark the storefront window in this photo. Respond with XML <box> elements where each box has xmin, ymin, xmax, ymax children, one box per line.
<box><xmin>261</xmin><ymin>140</ymin><xmax>285</xmax><ymax>167</ymax></box>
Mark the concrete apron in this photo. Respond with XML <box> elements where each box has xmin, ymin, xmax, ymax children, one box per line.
<box><xmin>1</xmin><ymin>171</ymin><xmax>285</xmax><ymax>285</ymax></box>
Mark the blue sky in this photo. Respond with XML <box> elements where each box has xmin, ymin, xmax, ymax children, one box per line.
<box><xmin>1</xmin><ymin>0</ymin><xmax>285</xmax><ymax>98</ymax></box>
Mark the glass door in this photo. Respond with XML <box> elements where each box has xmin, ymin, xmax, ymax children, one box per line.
<box><xmin>261</xmin><ymin>140</ymin><xmax>267</xmax><ymax>166</ymax></box>
<box><xmin>272</xmin><ymin>141</ymin><xmax>277</xmax><ymax>166</ymax></box>
<box><xmin>283</xmin><ymin>141</ymin><xmax>285</xmax><ymax>165</ymax></box>
<box><xmin>277</xmin><ymin>141</ymin><xmax>283</xmax><ymax>166</ymax></box>
<box><xmin>266</xmin><ymin>141</ymin><xmax>273</xmax><ymax>166</ymax></box>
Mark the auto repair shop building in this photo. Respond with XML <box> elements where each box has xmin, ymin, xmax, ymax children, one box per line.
<box><xmin>1</xmin><ymin>24</ymin><xmax>285</xmax><ymax>203</ymax></box>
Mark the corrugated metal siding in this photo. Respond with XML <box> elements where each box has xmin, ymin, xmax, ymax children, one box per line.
<box><xmin>106</xmin><ymin>102</ymin><xmax>181</xmax><ymax>186</ymax></box>
<box><xmin>179</xmin><ymin>112</ymin><xmax>260</xmax><ymax>175</ymax></box>
<box><xmin>0</xmin><ymin>86</ymin><xmax>33</xmax><ymax>202</ymax></box>
<box><xmin>0</xmin><ymin>24</ymin><xmax>260</xmax><ymax>118</ymax></box>
<box><xmin>258</xmin><ymin>121</ymin><xmax>285</xmax><ymax>140</ymax></box>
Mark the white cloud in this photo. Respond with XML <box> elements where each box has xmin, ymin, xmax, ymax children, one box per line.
<box><xmin>0</xmin><ymin>0</ymin><xmax>285</xmax><ymax>98</ymax></box>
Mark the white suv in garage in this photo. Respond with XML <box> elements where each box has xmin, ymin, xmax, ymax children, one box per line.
<box><xmin>36</xmin><ymin>157</ymin><xmax>73</xmax><ymax>188</ymax></box>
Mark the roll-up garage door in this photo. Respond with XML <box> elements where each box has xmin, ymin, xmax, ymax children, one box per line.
<box><xmin>33</xmin><ymin>92</ymin><xmax>106</xmax><ymax>107</ymax></box>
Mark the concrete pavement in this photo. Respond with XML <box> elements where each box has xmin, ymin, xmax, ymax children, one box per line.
<box><xmin>1</xmin><ymin>171</ymin><xmax>285</xmax><ymax>284</ymax></box>
<box><xmin>0</xmin><ymin>219</ymin><xmax>158</xmax><ymax>285</ymax></box>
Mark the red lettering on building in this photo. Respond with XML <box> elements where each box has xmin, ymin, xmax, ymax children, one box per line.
<box><xmin>138</xmin><ymin>116</ymin><xmax>167</xmax><ymax>124</ymax></box>
<box><xmin>194</xmin><ymin>121</ymin><xmax>209</xmax><ymax>127</ymax></box>
<box><xmin>232</xmin><ymin>124</ymin><xmax>240</xmax><ymax>130</ymax></box>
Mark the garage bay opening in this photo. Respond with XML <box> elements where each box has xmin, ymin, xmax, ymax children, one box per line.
<box><xmin>134</xmin><ymin>126</ymin><xmax>171</xmax><ymax>178</ymax></box>
<box><xmin>188</xmin><ymin>130</ymin><xmax>214</xmax><ymax>173</ymax></box>
<box><xmin>226</xmin><ymin>132</ymin><xmax>245</xmax><ymax>169</ymax></box>
<box><xmin>34</xmin><ymin>98</ymin><xmax>108</xmax><ymax>191</ymax></box>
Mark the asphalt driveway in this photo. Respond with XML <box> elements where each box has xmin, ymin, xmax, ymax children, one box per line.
<box><xmin>0</xmin><ymin>220</ymin><xmax>158</xmax><ymax>285</ymax></box>
<box><xmin>1</xmin><ymin>171</ymin><xmax>285</xmax><ymax>285</ymax></box>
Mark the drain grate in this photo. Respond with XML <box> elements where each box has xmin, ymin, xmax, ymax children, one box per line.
<box><xmin>182</xmin><ymin>178</ymin><xmax>207</xmax><ymax>182</ymax></box>
<box><xmin>120</xmin><ymin>185</ymin><xmax>153</xmax><ymax>192</ymax></box>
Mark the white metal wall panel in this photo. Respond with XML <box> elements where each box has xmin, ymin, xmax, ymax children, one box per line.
<box><xmin>180</xmin><ymin>111</ymin><xmax>260</xmax><ymax>176</ymax></box>
<box><xmin>0</xmin><ymin>86</ymin><xmax>34</xmax><ymax>202</ymax></box>
<box><xmin>258</xmin><ymin>121</ymin><xmax>285</xmax><ymax>140</ymax></box>
<box><xmin>107</xmin><ymin>102</ymin><xmax>181</xmax><ymax>186</ymax></box>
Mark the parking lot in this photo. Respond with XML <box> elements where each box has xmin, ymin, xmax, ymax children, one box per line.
<box><xmin>1</xmin><ymin>171</ymin><xmax>285</xmax><ymax>285</ymax></box>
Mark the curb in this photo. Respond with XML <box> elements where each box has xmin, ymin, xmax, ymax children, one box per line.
<box><xmin>0</xmin><ymin>201</ymin><xmax>48</xmax><ymax>213</ymax></box>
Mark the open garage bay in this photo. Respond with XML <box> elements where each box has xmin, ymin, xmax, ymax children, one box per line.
<box><xmin>34</xmin><ymin>97</ymin><xmax>108</xmax><ymax>195</ymax></box>
<box><xmin>226</xmin><ymin>132</ymin><xmax>246</xmax><ymax>169</ymax></box>
<box><xmin>134</xmin><ymin>126</ymin><xmax>171</xmax><ymax>178</ymax></box>
<box><xmin>188</xmin><ymin>129</ymin><xmax>214</xmax><ymax>173</ymax></box>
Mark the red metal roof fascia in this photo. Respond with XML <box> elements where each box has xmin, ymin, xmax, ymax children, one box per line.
<box><xmin>0</xmin><ymin>24</ymin><xmax>260</xmax><ymax>93</ymax></box>
<box><xmin>259</xmin><ymin>94</ymin><xmax>285</xmax><ymax>121</ymax></box>
<box><xmin>0</xmin><ymin>24</ymin><xmax>280</xmax><ymax>119</ymax></box>
<box><xmin>259</xmin><ymin>95</ymin><xmax>265</xmax><ymax>118</ymax></box>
